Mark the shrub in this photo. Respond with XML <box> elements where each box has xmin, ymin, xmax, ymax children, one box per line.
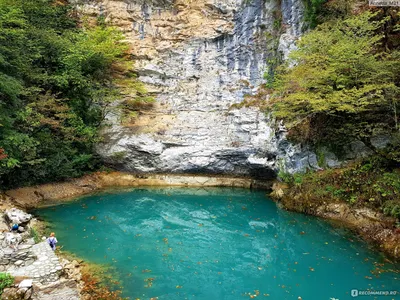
<box><xmin>0</xmin><ymin>273</ymin><xmax>14</xmax><ymax>295</ymax></box>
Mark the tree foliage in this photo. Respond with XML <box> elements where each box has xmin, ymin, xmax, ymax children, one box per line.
<box><xmin>270</xmin><ymin>10</ymin><xmax>400</xmax><ymax>147</ymax></box>
<box><xmin>0</xmin><ymin>0</ymin><xmax>129</xmax><ymax>188</ymax></box>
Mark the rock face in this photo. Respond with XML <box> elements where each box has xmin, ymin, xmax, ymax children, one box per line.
<box><xmin>83</xmin><ymin>0</ymin><xmax>311</xmax><ymax>177</ymax></box>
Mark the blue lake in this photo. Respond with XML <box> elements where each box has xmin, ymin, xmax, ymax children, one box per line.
<box><xmin>35</xmin><ymin>187</ymin><xmax>399</xmax><ymax>300</ymax></box>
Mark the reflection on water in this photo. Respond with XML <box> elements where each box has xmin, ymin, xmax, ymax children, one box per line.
<box><xmin>36</xmin><ymin>187</ymin><xmax>399</xmax><ymax>300</ymax></box>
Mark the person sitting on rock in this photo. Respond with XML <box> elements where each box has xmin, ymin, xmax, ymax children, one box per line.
<box><xmin>47</xmin><ymin>232</ymin><xmax>58</xmax><ymax>251</ymax></box>
<box><xmin>10</xmin><ymin>223</ymin><xmax>19</xmax><ymax>232</ymax></box>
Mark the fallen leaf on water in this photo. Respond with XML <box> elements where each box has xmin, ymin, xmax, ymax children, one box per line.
<box><xmin>163</xmin><ymin>238</ymin><xmax>168</xmax><ymax>244</ymax></box>
<box><xmin>142</xmin><ymin>269</ymin><xmax>152</xmax><ymax>273</ymax></box>
<box><xmin>300</xmin><ymin>231</ymin><xmax>306</xmax><ymax>235</ymax></box>
<box><xmin>145</xmin><ymin>278</ymin><xmax>155</xmax><ymax>282</ymax></box>
<box><xmin>198</xmin><ymin>224</ymin><xmax>204</xmax><ymax>227</ymax></box>
<box><xmin>309</xmin><ymin>267</ymin><xmax>315</xmax><ymax>272</ymax></box>
<box><xmin>176</xmin><ymin>285</ymin><xmax>183</xmax><ymax>289</ymax></box>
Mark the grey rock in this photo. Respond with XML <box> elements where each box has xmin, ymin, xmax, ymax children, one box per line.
<box><xmin>370</xmin><ymin>135</ymin><xmax>391</xmax><ymax>149</ymax></box>
<box><xmin>344</xmin><ymin>141</ymin><xmax>373</xmax><ymax>160</ymax></box>
<box><xmin>4</xmin><ymin>232</ymin><xmax>22</xmax><ymax>247</ymax></box>
<box><xmin>94</xmin><ymin>0</ymin><xmax>313</xmax><ymax>177</ymax></box>
<box><xmin>14</xmin><ymin>260</ymin><xmax>24</xmax><ymax>266</ymax></box>
<box><xmin>5</xmin><ymin>208</ymin><xmax>32</xmax><ymax>225</ymax></box>
<box><xmin>18</xmin><ymin>244</ymin><xmax>32</xmax><ymax>251</ymax></box>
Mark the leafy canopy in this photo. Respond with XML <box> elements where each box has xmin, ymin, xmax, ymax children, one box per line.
<box><xmin>0</xmin><ymin>0</ymin><xmax>129</xmax><ymax>188</ymax></box>
<box><xmin>270</xmin><ymin>11</ymin><xmax>400</xmax><ymax>145</ymax></box>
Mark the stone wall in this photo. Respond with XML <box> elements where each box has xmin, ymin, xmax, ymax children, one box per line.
<box><xmin>0</xmin><ymin>208</ymin><xmax>80</xmax><ymax>300</ymax></box>
<box><xmin>77</xmin><ymin>0</ymin><xmax>318</xmax><ymax>178</ymax></box>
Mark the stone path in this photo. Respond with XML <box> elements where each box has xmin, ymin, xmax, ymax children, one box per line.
<box><xmin>9</xmin><ymin>242</ymin><xmax>63</xmax><ymax>284</ymax></box>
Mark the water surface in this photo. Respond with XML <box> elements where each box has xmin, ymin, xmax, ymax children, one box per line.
<box><xmin>36</xmin><ymin>187</ymin><xmax>399</xmax><ymax>300</ymax></box>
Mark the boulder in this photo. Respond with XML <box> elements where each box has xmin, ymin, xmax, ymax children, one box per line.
<box><xmin>5</xmin><ymin>208</ymin><xmax>32</xmax><ymax>225</ymax></box>
<box><xmin>18</xmin><ymin>279</ymin><xmax>33</xmax><ymax>289</ymax></box>
<box><xmin>23</xmin><ymin>287</ymin><xmax>32</xmax><ymax>300</ymax></box>
<box><xmin>1</xmin><ymin>287</ymin><xmax>25</xmax><ymax>300</ymax></box>
<box><xmin>3</xmin><ymin>232</ymin><xmax>22</xmax><ymax>247</ymax></box>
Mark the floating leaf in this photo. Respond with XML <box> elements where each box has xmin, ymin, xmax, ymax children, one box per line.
<box><xmin>142</xmin><ymin>269</ymin><xmax>152</xmax><ymax>273</ymax></box>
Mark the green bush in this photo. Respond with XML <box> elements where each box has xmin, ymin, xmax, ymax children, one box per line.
<box><xmin>0</xmin><ymin>0</ymin><xmax>132</xmax><ymax>188</ymax></box>
<box><xmin>0</xmin><ymin>273</ymin><xmax>14</xmax><ymax>295</ymax></box>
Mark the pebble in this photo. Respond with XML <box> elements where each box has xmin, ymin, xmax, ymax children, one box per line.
<box><xmin>14</xmin><ymin>260</ymin><xmax>24</xmax><ymax>266</ymax></box>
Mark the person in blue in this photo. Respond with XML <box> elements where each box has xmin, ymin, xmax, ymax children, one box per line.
<box><xmin>10</xmin><ymin>223</ymin><xmax>19</xmax><ymax>231</ymax></box>
<box><xmin>47</xmin><ymin>232</ymin><xmax>58</xmax><ymax>251</ymax></box>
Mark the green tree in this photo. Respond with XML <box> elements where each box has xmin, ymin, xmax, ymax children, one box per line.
<box><xmin>270</xmin><ymin>11</ymin><xmax>400</xmax><ymax>146</ymax></box>
<box><xmin>0</xmin><ymin>0</ymin><xmax>130</xmax><ymax>188</ymax></box>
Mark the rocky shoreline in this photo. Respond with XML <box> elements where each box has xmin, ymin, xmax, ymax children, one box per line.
<box><xmin>271</xmin><ymin>182</ymin><xmax>400</xmax><ymax>261</ymax></box>
<box><xmin>0</xmin><ymin>208</ymin><xmax>81</xmax><ymax>300</ymax></box>
<box><xmin>2</xmin><ymin>171</ymin><xmax>271</xmax><ymax>209</ymax></box>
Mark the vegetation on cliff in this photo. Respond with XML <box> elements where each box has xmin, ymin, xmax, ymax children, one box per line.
<box><xmin>278</xmin><ymin>157</ymin><xmax>400</xmax><ymax>220</ymax></box>
<box><xmin>0</xmin><ymin>0</ymin><xmax>129</xmax><ymax>188</ymax></box>
<box><xmin>269</xmin><ymin>4</ymin><xmax>400</xmax><ymax>222</ymax></box>
<box><xmin>271</xmin><ymin>9</ymin><xmax>400</xmax><ymax>147</ymax></box>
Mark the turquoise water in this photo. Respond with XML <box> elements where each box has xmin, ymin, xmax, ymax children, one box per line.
<box><xmin>36</xmin><ymin>187</ymin><xmax>399</xmax><ymax>300</ymax></box>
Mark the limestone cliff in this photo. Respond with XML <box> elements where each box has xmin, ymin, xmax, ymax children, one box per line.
<box><xmin>81</xmin><ymin>0</ymin><xmax>317</xmax><ymax>178</ymax></box>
